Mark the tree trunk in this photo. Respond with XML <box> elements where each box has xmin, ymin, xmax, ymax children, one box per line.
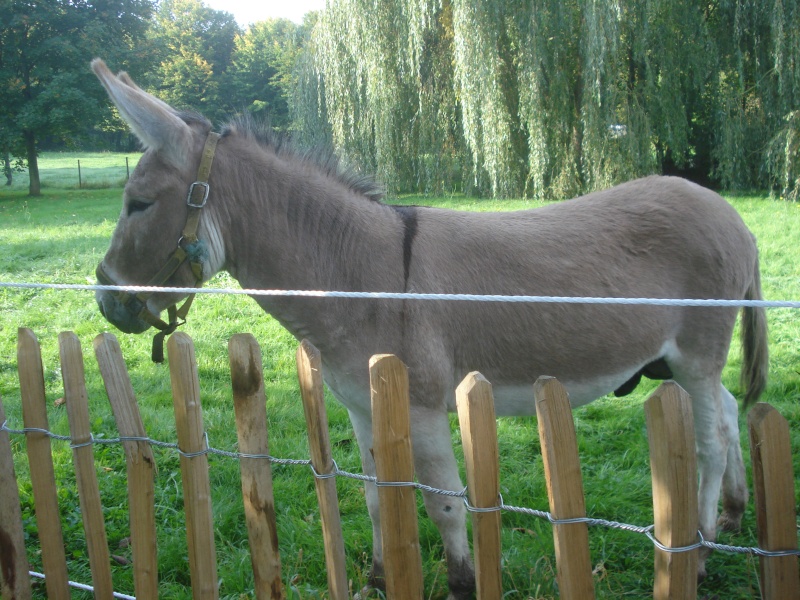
<box><xmin>25</xmin><ymin>130</ymin><xmax>40</xmax><ymax>196</ymax></box>
<box><xmin>3</xmin><ymin>152</ymin><xmax>11</xmax><ymax>186</ymax></box>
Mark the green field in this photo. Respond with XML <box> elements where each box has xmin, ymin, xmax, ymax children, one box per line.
<box><xmin>2</xmin><ymin>156</ymin><xmax>800</xmax><ymax>598</ymax></box>
<box><xmin>6</xmin><ymin>152</ymin><xmax>142</xmax><ymax>192</ymax></box>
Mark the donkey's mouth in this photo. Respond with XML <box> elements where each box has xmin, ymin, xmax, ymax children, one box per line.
<box><xmin>96</xmin><ymin>290</ymin><xmax>152</xmax><ymax>334</ymax></box>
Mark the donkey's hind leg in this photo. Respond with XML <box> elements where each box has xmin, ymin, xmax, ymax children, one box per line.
<box><xmin>670</xmin><ymin>372</ymin><xmax>730</xmax><ymax>579</ymax></box>
<box><xmin>718</xmin><ymin>385</ymin><xmax>748</xmax><ymax>532</ymax></box>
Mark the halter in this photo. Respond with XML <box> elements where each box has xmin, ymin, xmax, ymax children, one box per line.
<box><xmin>96</xmin><ymin>131</ymin><xmax>221</xmax><ymax>363</ymax></box>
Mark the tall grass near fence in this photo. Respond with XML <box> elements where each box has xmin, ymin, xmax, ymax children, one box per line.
<box><xmin>1</xmin><ymin>186</ymin><xmax>800</xmax><ymax>598</ymax></box>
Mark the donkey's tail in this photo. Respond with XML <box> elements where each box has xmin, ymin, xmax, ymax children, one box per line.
<box><xmin>741</xmin><ymin>250</ymin><xmax>769</xmax><ymax>410</ymax></box>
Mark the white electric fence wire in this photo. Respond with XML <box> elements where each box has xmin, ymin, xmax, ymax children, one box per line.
<box><xmin>2</xmin><ymin>280</ymin><xmax>800</xmax><ymax>308</ymax></box>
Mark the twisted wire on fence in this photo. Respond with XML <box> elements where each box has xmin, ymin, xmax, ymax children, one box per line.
<box><xmin>3</xmin><ymin>419</ymin><xmax>797</xmax><ymax>560</ymax></box>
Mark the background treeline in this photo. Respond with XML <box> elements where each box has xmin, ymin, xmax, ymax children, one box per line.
<box><xmin>2</xmin><ymin>0</ymin><xmax>799</xmax><ymax>199</ymax></box>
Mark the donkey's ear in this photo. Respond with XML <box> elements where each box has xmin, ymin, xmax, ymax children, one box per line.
<box><xmin>92</xmin><ymin>59</ymin><xmax>192</xmax><ymax>168</ymax></box>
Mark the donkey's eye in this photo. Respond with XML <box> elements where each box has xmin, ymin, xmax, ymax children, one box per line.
<box><xmin>127</xmin><ymin>199</ymin><xmax>153</xmax><ymax>216</ymax></box>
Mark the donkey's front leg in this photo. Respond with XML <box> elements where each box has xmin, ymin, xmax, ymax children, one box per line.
<box><xmin>410</xmin><ymin>405</ymin><xmax>476</xmax><ymax>600</ymax></box>
<box><xmin>347</xmin><ymin>407</ymin><xmax>386</xmax><ymax>593</ymax></box>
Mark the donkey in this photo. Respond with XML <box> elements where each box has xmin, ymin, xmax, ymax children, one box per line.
<box><xmin>91</xmin><ymin>59</ymin><xmax>768</xmax><ymax>598</ymax></box>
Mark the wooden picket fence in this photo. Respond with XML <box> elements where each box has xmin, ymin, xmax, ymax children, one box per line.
<box><xmin>1</xmin><ymin>327</ymin><xmax>799</xmax><ymax>599</ymax></box>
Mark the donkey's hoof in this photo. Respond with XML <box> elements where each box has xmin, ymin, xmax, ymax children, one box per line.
<box><xmin>717</xmin><ymin>512</ymin><xmax>742</xmax><ymax>533</ymax></box>
<box><xmin>352</xmin><ymin>564</ymin><xmax>385</xmax><ymax>599</ymax></box>
<box><xmin>446</xmin><ymin>555</ymin><xmax>476</xmax><ymax>599</ymax></box>
<box><xmin>353</xmin><ymin>586</ymin><xmax>383</xmax><ymax>600</ymax></box>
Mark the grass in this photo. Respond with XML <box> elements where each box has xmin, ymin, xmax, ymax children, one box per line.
<box><xmin>6</xmin><ymin>152</ymin><xmax>142</xmax><ymax>192</ymax></box>
<box><xmin>2</xmin><ymin>155</ymin><xmax>800</xmax><ymax>598</ymax></box>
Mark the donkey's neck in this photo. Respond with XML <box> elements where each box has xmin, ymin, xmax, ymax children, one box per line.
<box><xmin>213</xmin><ymin>142</ymin><xmax>406</xmax><ymax>345</ymax></box>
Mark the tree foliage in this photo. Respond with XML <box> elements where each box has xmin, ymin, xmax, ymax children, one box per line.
<box><xmin>147</xmin><ymin>0</ymin><xmax>238</xmax><ymax>122</ymax></box>
<box><xmin>303</xmin><ymin>0</ymin><xmax>800</xmax><ymax>198</ymax></box>
<box><xmin>304</xmin><ymin>0</ymin><xmax>467</xmax><ymax>192</ymax></box>
<box><xmin>228</xmin><ymin>19</ymin><xmax>304</xmax><ymax>130</ymax></box>
<box><xmin>0</xmin><ymin>0</ymin><xmax>154</xmax><ymax>194</ymax></box>
<box><xmin>2</xmin><ymin>0</ymin><xmax>798</xmax><ymax>199</ymax></box>
<box><xmin>145</xmin><ymin>1</ymin><xmax>306</xmax><ymax>130</ymax></box>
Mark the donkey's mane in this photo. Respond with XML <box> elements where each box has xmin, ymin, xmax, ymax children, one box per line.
<box><xmin>215</xmin><ymin>113</ymin><xmax>385</xmax><ymax>202</ymax></box>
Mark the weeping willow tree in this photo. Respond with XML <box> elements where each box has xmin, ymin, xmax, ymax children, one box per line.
<box><xmin>451</xmin><ymin>1</ymin><xmax>527</xmax><ymax>196</ymax></box>
<box><xmin>301</xmin><ymin>0</ymin><xmax>463</xmax><ymax>192</ymax></box>
<box><xmin>294</xmin><ymin>0</ymin><xmax>799</xmax><ymax>199</ymax></box>
<box><xmin>761</xmin><ymin>0</ymin><xmax>800</xmax><ymax>198</ymax></box>
<box><xmin>713</xmin><ymin>0</ymin><xmax>800</xmax><ymax>192</ymax></box>
<box><xmin>513</xmin><ymin>0</ymin><xmax>713</xmax><ymax>198</ymax></box>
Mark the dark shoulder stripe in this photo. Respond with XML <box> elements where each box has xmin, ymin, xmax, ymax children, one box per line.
<box><xmin>390</xmin><ymin>205</ymin><xmax>418</xmax><ymax>289</ymax></box>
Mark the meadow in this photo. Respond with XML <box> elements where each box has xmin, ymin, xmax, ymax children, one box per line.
<box><xmin>2</xmin><ymin>156</ymin><xmax>800</xmax><ymax>598</ymax></box>
<box><xmin>5</xmin><ymin>152</ymin><xmax>142</xmax><ymax>192</ymax></box>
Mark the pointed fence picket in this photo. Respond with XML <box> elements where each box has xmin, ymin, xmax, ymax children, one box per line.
<box><xmin>534</xmin><ymin>376</ymin><xmax>596</xmax><ymax>599</ymax></box>
<box><xmin>229</xmin><ymin>333</ymin><xmax>285</xmax><ymax>600</ymax></box>
<box><xmin>16</xmin><ymin>328</ymin><xmax>70</xmax><ymax>600</ymax></box>
<box><xmin>456</xmin><ymin>372</ymin><xmax>503</xmax><ymax>598</ymax></box>
<box><xmin>296</xmin><ymin>339</ymin><xmax>348</xmax><ymax>599</ymax></box>
<box><xmin>0</xmin><ymin>387</ymin><xmax>32</xmax><ymax>600</ymax></box>
<box><xmin>94</xmin><ymin>332</ymin><xmax>159</xmax><ymax>599</ymax></box>
<box><xmin>1</xmin><ymin>329</ymin><xmax>798</xmax><ymax>599</ymax></box>
<box><xmin>59</xmin><ymin>331</ymin><xmax>114</xmax><ymax>600</ymax></box>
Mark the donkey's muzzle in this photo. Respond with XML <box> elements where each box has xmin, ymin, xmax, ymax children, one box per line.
<box><xmin>96</xmin><ymin>288</ymin><xmax>153</xmax><ymax>334</ymax></box>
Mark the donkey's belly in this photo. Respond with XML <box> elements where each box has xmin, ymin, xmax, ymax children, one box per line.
<box><xmin>487</xmin><ymin>366</ymin><xmax>644</xmax><ymax>417</ymax></box>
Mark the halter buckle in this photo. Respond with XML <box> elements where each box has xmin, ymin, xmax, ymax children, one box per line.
<box><xmin>187</xmin><ymin>182</ymin><xmax>210</xmax><ymax>208</ymax></box>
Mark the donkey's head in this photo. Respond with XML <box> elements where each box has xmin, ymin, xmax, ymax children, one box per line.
<box><xmin>92</xmin><ymin>59</ymin><xmax>220</xmax><ymax>339</ymax></box>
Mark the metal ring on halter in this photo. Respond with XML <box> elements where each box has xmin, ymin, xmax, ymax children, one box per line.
<box><xmin>186</xmin><ymin>181</ymin><xmax>210</xmax><ymax>208</ymax></box>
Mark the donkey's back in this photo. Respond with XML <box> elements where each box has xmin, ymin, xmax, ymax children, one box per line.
<box><xmin>395</xmin><ymin>176</ymin><xmax>763</xmax><ymax>409</ymax></box>
<box><xmin>412</xmin><ymin>176</ymin><xmax>756</xmax><ymax>301</ymax></box>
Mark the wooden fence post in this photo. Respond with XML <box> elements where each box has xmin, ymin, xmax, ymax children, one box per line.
<box><xmin>644</xmin><ymin>382</ymin><xmax>698</xmax><ymax>600</ymax></box>
<box><xmin>228</xmin><ymin>334</ymin><xmax>285</xmax><ymax>600</ymax></box>
<box><xmin>295</xmin><ymin>340</ymin><xmax>348</xmax><ymax>600</ymax></box>
<box><xmin>534</xmin><ymin>376</ymin><xmax>595</xmax><ymax>600</ymax></box>
<box><xmin>17</xmin><ymin>328</ymin><xmax>70</xmax><ymax>600</ymax></box>
<box><xmin>168</xmin><ymin>332</ymin><xmax>219</xmax><ymax>600</ymax></box>
<box><xmin>59</xmin><ymin>332</ymin><xmax>114</xmax><ymax>599</ymax></box>
<box><xmin>369</xmin><ymin>354</ymin><xmax>424</xmax><ymax>599</ymax></box>
<box><xmin>94</xmin><ymin>333</ymin><xmax>159</xmax><ymax>599</ymax></box>
<box><xmin>0</xmin><ymin>393</ymin><xmax>33</xmax><ymax>600</ymax></box>
<box><xmin>748</xmin><ymin>403</ymin><xmax>800</xmax><ymax>600</ymax></box>
<box><xmin>456</xmin><ymin>372</ymin><xmax>503</xmax><ymax>599</ymax></box>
